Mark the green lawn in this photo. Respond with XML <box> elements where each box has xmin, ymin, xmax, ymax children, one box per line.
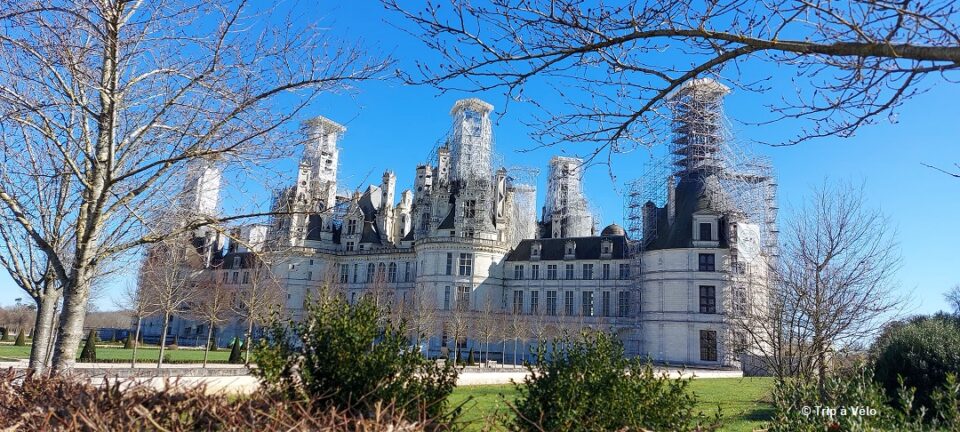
<box><xmin>0</xmin><ymin>343</ymin><xmax>234</xmax><ymax>363</ymax></box>
<box><xmin>449</xmin><ymin>377</ymin><xmax>775</xmax><ymax>432</ymax></box>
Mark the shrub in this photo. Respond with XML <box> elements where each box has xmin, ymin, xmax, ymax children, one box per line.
<box><xmin>1</xmin><ymin>327</ymin><xmax>8</xmax><ymax>341</ymax></box>
<box><xmin>508</xmin><ymin>331</ymin><xmax>718</xmax><ymax>432</ymax></box>
<box><xmin>769</xmin><ymin>365</ymin><xmax>960</xmax><ymax>431</ymax></box>
<box><xmin>79</xmin><ymin>330</ymin><xmax>97</xmax><ymax>362</ymax></box>
<box><xmin>228</xmin><ymin>339</ymin><xmax>243</xmax><ymax>364</ymax></box>
<box><xmin>0</xmin><ymin>370</ymin><xmax>428</xmax><ymax>430</ymax></box>
<box><xmin>123</xmin><ymin>336</ymin><xmax>133</xmax><ymax>349</ymax></box>
<box><xmin>872</xmin><ymin>315</ymin><xmax>960</xmax><ymax>415</ymax></box>
<box><xmin>13</xmin><ymin>330</ymin><xmax>26</xmax><ymax>346</ymax></box>
<box><xmin>254</xmin><ymin>296</ymin><xmax>458</xmax><ymax>426</ymax></box>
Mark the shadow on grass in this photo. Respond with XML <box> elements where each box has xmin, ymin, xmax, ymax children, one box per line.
<box><xmin>743</xmin><ymin>406</ymin><xmax>775</xmax><ymax>422</ymax></box>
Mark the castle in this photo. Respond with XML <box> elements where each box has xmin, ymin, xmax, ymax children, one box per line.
<box><xmin>144</xmin><ymin>79</ymin><xmax>776</xmax><ymax>369</ymax></box>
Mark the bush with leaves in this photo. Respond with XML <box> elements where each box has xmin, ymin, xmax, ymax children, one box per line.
<box><xmin>872</xmin><ymin>315</ymin><xmax>960</xmax><ymax>417</ymax></box>
<box><xmin>770</xmin><ymin>365</ymin><xmax>959</xmax><ymax>431</ymax></box>
<box><xmin>79</xmin><ymin>330</ymin><xmax>97</xmax><ymax>362</ymax></box>
<box><xmin>254</xmin><ymin>296</ymin><xmax>458</xmax><ymax>426</ymax></box>
<box><xmin>507</xmin><ymin>331</ymin><xmax>719</xmax><ymax>432</ymax></box>
<box><xmin>13</xmin><ymin>330</ymin><xmax>25</xmax><ymax>346</ymax></box>
<box><xmin>228</xmin><ymin>339</ymin><xmax>243</xmax><ymax>364</ymax></box>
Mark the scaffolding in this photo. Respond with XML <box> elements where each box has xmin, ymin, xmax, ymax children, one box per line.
<box><xmin>624</xmin><ymin>179</ymin><xmax>643</xmax><ymax>240</ymax></box>
<box><xmin>449</xmin><ymin>98</ymin><xmax>494</xmax><ymax>182</ymax></box>
<box><xmin>543</xmin><ymin>156</ymin><xmax>594</xmax><ymax>238</ymax></box>
<box><xmin>664</xmin><ymin>78</ymin><xmax>779</xmax><ymax>258</ymax></box>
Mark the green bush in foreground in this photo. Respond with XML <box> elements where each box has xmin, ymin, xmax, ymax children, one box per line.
<box><xmin>872</xmin><ymin>315</ymin><xmax>960</xmax><ymax>417</ymax></box>
<box><xmin>770</xmin><ymin>365</ymin><xmax>960</xmax><ymax>432</ymax></box>
<box><xmin>508</xmin><ymin>331</ymin><xmax>719</xmax><ymax>432</ymax></box>
<box><xmin>255</xmin><ymin>296</ymin><xmax>458</xmax><ymax>427</ymax></box>
<box><xmin>79</xmin><ymin>330</ymin><xmax>97</xmax><ymax>362</ymax></box>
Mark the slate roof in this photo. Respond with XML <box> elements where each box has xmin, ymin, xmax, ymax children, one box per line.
<box><xmin>644</xmin><ymin>172</ymin><xmax>729</xmax><ymax>250</ymax></box>
<box><xmin>505</xmin><ymin>235</ymin><xmax>631</xmax><ymax>261</ymax></box>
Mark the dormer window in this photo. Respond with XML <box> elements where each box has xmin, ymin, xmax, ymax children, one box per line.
<box><xmin>347</xmin><ymin>219</ymin><xmax>357</xmax><ymax>235</ymax></box>
<box><xmin>699</xmin><ymin>222</ymin><xmax>712</xmax><ymax>241</ymax></box>
<box><xmin>232</xmin><ymin>256</ymin><xmax>240</xmax><ymax>268</ymax></box>
<box><xmin>531</xmin><ymin>242</ymin><xmax>541</xmax><ymax>259</ymax></box>
<box><xmin>564</xmin><ymin>240</ymin><xmax>577</xmax><ymax>259</ymax></box>
<box><xmin>600</xmin><ymin>239</ymin><xmax>613</xmax><ymax>258</ymax></box>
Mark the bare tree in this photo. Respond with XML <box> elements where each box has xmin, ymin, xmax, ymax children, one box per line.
<box><xmin>139</xmin><ymin>239</ymin><xmax>200</xmax><ymax>368</ymax></box>
<box><xmin>475</xmin><ymin>296</ymin><xmax>499</xmax><ymax>366</ymax></box>
<box><xmin>0</xmin><ymin>1</ymin><xmax>390</xmax><ymax>372</ymax></box>
<box><xmin>234</xmin><ymin>259</ymin><xmax>285</xmax><ymax>365</ymax></box>
<box><xmin>188</xmin><ymin>277</ymin><xmax>234</xmax><ymax>368</ymax></box>
<box><xmin>735</xmin><ymin>181</ymin><xmax>902</xmax><ymax>384</ymax></box>
<box><xmin>386</xmin><ymin>1</ymin><xmax>960</xmax><ymax>159</ymax></box>
<box><xmin>946</xmin><ymin>285</ymin><xmax>960</xmax><ymax>315</ymax></box>
<box><xmin>116</xmin><ymin>282</ymin><xmax>157</xmax><ymax>368</ymax></box>
<box><xmin>407</xmin><ymin>286</ymin><xmax>438</xmax><ymax>352</ymax></box>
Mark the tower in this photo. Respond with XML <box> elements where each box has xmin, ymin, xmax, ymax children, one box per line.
<box><xmin>542</xmin><ymin>156</ymin><xmax>593</xmax><ymax>238</ymax></box>
<box><xmin>449</xmin><ymin>98</ymin><xmax>493</xmax><ymax>182</ymax></box>
<box><xmin>181</xmin><ymin>160</ymin><xmax>221</xmax><ymax>217</ymax></box>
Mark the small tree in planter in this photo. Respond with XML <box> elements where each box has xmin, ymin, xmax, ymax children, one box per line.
<box><xmin>79</xmin><ymin>330</ymin><xmax>97</xmax><ymax>362</ymax></box>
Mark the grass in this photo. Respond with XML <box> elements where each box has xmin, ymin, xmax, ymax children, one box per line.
<box><xmin>449</xmin><ymin>377</ymin><xmax>775</xmax><ymax>432</ymax></box>
<box><xmin>0</xmin><ymin>342</ymin><xmax>234</xmax><ymax>363</ymax></box>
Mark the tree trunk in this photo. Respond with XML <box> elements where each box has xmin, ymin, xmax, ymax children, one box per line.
<box><xmin>513</xmin><ymin>338</ymin><xmax>518</xmax><ymax>366</ymax></box>
<box><xmin>157</xmin><ymin>312</ymin><xmax>170</xmax><ymax>369</ymax></box>
<box><xmin>51</xmin><ymin>278</ymin><xmax>92</xmax><ymax>371</ymax></box>
<box><xmin>131</xmin><ymin>316</ymin><xmax>142</xmax><ymax>368</ymax></box>
<box><xmin>203</xmin><ymin>325</ymin><xmax>213</xmax><ymax>368</ymax></box>
<box><xmin>28</xmin><ymin>292</ymin><xmax>59</xmax><ymax>372</ymax></box>
<box><xmin>244</xmin><ymin>319</ymin><xmax>254</xmax><ymax>366</ymax></box>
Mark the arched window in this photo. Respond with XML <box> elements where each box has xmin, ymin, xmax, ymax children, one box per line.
<box><xmin>388</xmin><ymin>262</ymin><xmax>398</xmax><ymax>283</ymax></box>
<box><xmin>366</xmin><ymin>263</ymin><xmax>375</xmax><ymax>282</ymax></box>
<box><xmin>377</xmin><ymin>262</ymin><xmax>386</xmax><ymax>281</ymax></box>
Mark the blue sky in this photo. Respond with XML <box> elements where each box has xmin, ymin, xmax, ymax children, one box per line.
<box><xmin>1</xmin><ymin>2</ymin><xmax>957</xmax><ymax>315</ymax></box>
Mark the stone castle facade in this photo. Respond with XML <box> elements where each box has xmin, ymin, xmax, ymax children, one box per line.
<box><xmin>144</xmin><ymin>93</ymin><xmax>772</xmax><ymax>369</ymax></box>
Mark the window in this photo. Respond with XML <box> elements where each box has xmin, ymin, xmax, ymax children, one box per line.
<box><xmin>350</xmin><ymin>292</ymin><xmax>356</xmax><ymax>304</ymax></box>
<box><xmin>546</xmin><ymin>291</ymin><xmax>557</xmax><ymax>316</ymax></box>
<box><xmin>340</xmin><ymin>264</ymin><xmax>349</xmax><ymax>283</ymax></box>
<box><xmin>458</xmin><ymin>253</ymin><xmax>473</xmax><ymax>276</ymax></box>
<box><xmin>404</xmin><ymin>262</ymin><xmax>411</xmax><ymax>282</ymax></box>
<box><xmin>513</xmin><ymin>290</ymin><xmax>524</xmax><ymax>314</ymax></box>
<box><xmin>232</xmin><ymin>272</ymin><xmax>239</xmax><ymax>284</ymax></box>
<box><xmin>565</xmin><ymin>264</ymin><xmax>574</xmax><ymax>280</ymax></box>
<box><xmin>601</xmin><ymin>291</ymin><xmax>611</xmax><ymax>317</ymax></box>
<box><xmin>233</xmin><ymin>256</ymin><xmax>241</xmax><ymax>268</ymax></box>
<box><xmin>352</xmin><ymin>264</ymin><xmax>358</xmax><ymax>283</ymax></box>
<box><xmin>582</xmin><ymin>291</ymin><xmax>594</xmax><ymax>316</ymax></box>
<box><xmin>461</xmin><ymin>228</ymin><xmax>475</xmax><ymax>238</ymax></box>
<box><xmin>530</xmin><ymin>291</ymin><xmax>539</xmax><ymax>315</ymax></box>
<box><xmin>699</xmin><ymin>222</ymin><xmax>712</xmax><ymax>241</ymax></box>
<box><xmin>547</xmin><ymin>265</ymin><xmax>557</xmax><ymax>280</ymax></box>
<box><xmin>700</xmin><ymin>330</ymin><xmax>718</xmax><ymax>361</ymax></box>
<box><xmin>445</xmin><ymin>253</ymin><xmax>453</xmax><ymax>275</ymax></box>
<box><xmin>456</xmin><ymin>286</ymin><xmax>470</xmax><ymax>311</ymax></box>
<box><xmin>602</xmin><ymin>263</ymin><xmax>611</xmax><ymax>280</ymax></box>
<box><xmin>367</xmin><ymin>263</ymin><xmax>375</xmax><ymax>282</ymax></box>
<box><xmin>222</xmin><ymin>272</ymin><xmax>228</xmax><ymax>283</ymax></box>
<box><xmin>242</xmin><ymin>272</ymin><xmax>250</xmax><ymax>284</ymax></box>
<box><xmin>582</xmin><ymin>264</ymin><xmax>594</xmax><ymax>280</ymax></box>
<box><xmin>444</xmin><ymin>286</ymin><xmax>451</xmax><ymax>310</ymax></box>
<box><xmin>464</xmin><ymin>200</ymin><xmax>477</xmax><ymax>218</ymax></box>
<box><xmin>618</xmin><ymin>291</ymin><xmax>630</xmax><ymax>317</ymax></box>
<box><xmin>619</xmin><ymin>263</ymin><xmax>630</xmax><ymax>279</ymax></box>
<box><xmin>420</xmin><ymin>213</ymin><xmax>431</xmax><ymax>231</ymax></box>
<box><xmin>698</xmin><ymin>253</ymin><xmax>716</xmax><ymax>272</ymax></box>
<box><xmin>306</xmin><ymin>271</ymin><xmax>312</xmax><ymax>281</ymax></box>
<box><xmin>388</xmin><ymin>262</ymin><xmax>397</xmax><ymax>282</ymax></box>
<box><xmin>531</xmin><ymin>244</ymin><xmax>540</xmax><ymax>257</ymax></box>
<box><xmin>699</xmin><ymin>285</ymin><xmax>717</xmax><ymax>314</ymax></box>
<box><xmin>528</xmin><ymin>264</ymin><xmax>538</xmax><ymax>280</ymax></box>
<box><xmin>346</xmin><ymin>241</ymin><xmax>354</xmax><ymax>252</ymax></box>
<box><xmin>564</xmin><ymin>291</ymin><xmax>575</xmax><ymax>316</ymax></box>
<box><xmin>377</xmin><ymin>263</ymin><xmax>386</xmax><ymax>281</ymax></box>
<box><xmin>514</xmin><ymin>265</ymin><xmax>524</xmax><ymax>280</ymax></box>
<box><xmin>347</xmin><ymin>219</ymin><xmax>357</xmax><ymax>235</ymax></box>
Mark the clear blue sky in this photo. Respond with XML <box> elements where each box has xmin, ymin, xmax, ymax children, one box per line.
<box><xmin>1</xmin><ymin>2</ymin><xmax>957</xmax><ymax>316</ymax></box>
